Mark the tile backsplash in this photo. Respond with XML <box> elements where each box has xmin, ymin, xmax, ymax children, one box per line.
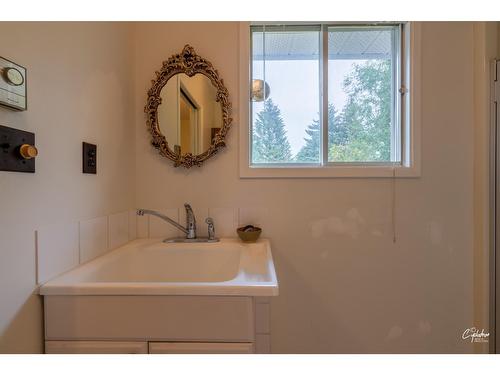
<box><xmin>208</xmin><ymin>208</ymin><xmax>238</xmax><ymax>238</ymax></box>
<box><xmin>35</xmin><ymin>210</ymin><xmax>132</xmax><ymax>285</ymax></box>
<box><xmin>36</xmin><ymin>221</ymin><xmax>80</xmax><ymax>284</ymax></box>
<box><xmin>108</xmin><ymin>211</ymin><xmax>129</xmax><ymax>250</ymax></box>
<box><xmin>142</xmin><ymin>206</ymin><xmax>264</xmax><ymax>239</ymax></box>
<box><xmin>128</xmin><ymin>210</ymin><xmax>138</xmax><ymax>241</ymax></box>
<box><xmin>79</xmin><ymin>216</ymin><xmax>108</xmax><ymax>263</ymax></box>
<box><xmin>149</xmin><ymin>208</ymin><xmax>180</xmax><ymax>238</ymax></box>
<box><xmin>35</xmin><ymin>206</ymin><xmax>267</xmax><ymax>285</ymax></box>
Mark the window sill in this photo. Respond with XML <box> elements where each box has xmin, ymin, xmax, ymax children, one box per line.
<box><xmin>239</xmin><ymin>164</ymin><xmax>420</xmax><ymax>178</ymax></box>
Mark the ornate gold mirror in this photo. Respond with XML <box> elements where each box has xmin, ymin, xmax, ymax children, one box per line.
<box><xmin>144</xmin><ymin>45</ymin><xmax>232</xmax><ymax>168</ymax></box>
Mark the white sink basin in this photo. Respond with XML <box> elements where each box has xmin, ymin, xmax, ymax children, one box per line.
<box><xmin>39</xmin><ymin>238</ymin><xmax>278</xmax><ymax>296</ymax></box>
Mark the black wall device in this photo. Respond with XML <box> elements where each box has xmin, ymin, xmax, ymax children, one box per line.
<box><xmin>0</xmin><ymin>124</ymin><xmax>36</xmax><ymax>173</ymax></box>
<box><xmin>82</xmin><ymin>142</ymin><xmax>97</xmax><ymax>174</ymax></box>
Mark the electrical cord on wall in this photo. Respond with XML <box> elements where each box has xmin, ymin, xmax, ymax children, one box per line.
<box><xmin>392</xmin><ymin>165</ymin><xmax>397</xmax><ymax>243</ymax></box>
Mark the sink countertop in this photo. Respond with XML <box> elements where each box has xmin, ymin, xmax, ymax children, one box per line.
<box><xmin>39</xmin><ymin>238</ymin><xmax>279</xmax><ymax>297</ymax></box>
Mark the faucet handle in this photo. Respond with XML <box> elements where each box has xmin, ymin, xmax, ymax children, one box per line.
<box><xmin>205</xmin><ymin>217</ymin><xmax>215</xmax><ymax>241</ymax></box>
<box><xmin>184</xmin><ymin>203</ymin><xmax>194</xmax><ymax>219</ymax></box>
<box><xmin>184</xmin><ymin>203</ymin><xmax>197</xmax><ymax>239</ymax></box>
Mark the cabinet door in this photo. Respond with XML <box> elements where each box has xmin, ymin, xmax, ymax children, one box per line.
<box><xmin>149</xmin><ymin>342</ymin><xmax>254</xmax><ymax>354</ymax></box>
<box><xmin>45</xmin><ymin>341</ymin><xmax>148</xmax><ymax>354</ymax></box>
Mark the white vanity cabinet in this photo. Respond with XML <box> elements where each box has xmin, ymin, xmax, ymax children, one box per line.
<box><xmin>43</xmin><ymin>295</ymin><xmax>271</xmax><ymax>354</ymax></box>
<box><xmin>148</xmin><ymin>342</ymin><xmax>254</xmax><ymax>354</ymax></box>
<box><xmin>40</xmin><ymin>239</ymin><xmax>278</xmax><ymax>354</ymax></box>
<box><xmin>45</xmin><ymin>341</ymin><xmax>148</xmax><ymax>354</ymax></box>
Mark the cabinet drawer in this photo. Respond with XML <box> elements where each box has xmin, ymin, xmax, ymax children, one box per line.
<box><xmin>149</xmin><ymin>342</ymin><xmax>254</xmax><ymax>354</ymax></box>
<box><xmin>45</xmin><ymin>295</ymin><xmax>254</xmax><ymax>342</ymax></box>
<box><xmin>45</xmin><ymin>341</ymin><xmax>148</xmax><ymax>354</ymax></box>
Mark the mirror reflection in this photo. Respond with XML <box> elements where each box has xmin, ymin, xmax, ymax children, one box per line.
<box><xmin>158</xmin><ymin>73</ymin><xmax>222</xmax><ymax>155</ymax></box>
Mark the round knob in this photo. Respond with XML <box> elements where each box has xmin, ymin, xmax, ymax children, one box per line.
<box><xmin>19</xmin><ymin>144</ymin><xmax>38</xmax><ymax>159</ymax></box>
<box><xmin>3</xmin><ymin>67</ymin><xmax>24</xmax><ymax>86</ymax></box>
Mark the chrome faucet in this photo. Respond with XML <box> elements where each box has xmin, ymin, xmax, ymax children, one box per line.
<box><xmin>136</xmin><ymin>207</ymin><xmax>193</xmax><ymax>238</ymax></box>
<box><xmin>136</xmin><ymin>203</ymin><xmax>219</xmax><ymax>243</ymax></box>
<box><xmin>137</xmin><ymin>203</ymin><xmax>196</xmax><ymax>239</ymax></box>
<box><xmin>184</xmin><ymin>203</ymin><xmax>196</xmax><ymax>239</ymax></box>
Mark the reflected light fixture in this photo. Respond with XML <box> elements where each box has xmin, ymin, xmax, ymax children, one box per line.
<box><xmin>251</xmin><ymin>79</ymin><xmax>270</xmax><ymax>102</ymax></box>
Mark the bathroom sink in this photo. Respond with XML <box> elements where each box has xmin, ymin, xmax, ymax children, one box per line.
<box><xmin>39</xmin><ymin>238</ymin><xmax>278</xmax><ymax>296</ymax></box>
<box><xmin>86</xmin><ymin>243</ymin><xmax>242</xmax><ymax>283</ymax></box>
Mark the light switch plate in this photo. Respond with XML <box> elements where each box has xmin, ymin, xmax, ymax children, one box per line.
<box><xmin>0</xmin><ymin>124</ymin><xmax>35</xmax><ymax>173</ymax></box>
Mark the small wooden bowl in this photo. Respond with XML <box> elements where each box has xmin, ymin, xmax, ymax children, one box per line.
<box><xmin>237</xmin><ymin>226</ymin><xmax>262</xmax><ymax>243</ymax></box>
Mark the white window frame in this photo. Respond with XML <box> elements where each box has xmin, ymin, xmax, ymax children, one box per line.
<box><xmin>239</xmin><ymin>21</ymin><xmax>421</xmax><ymax>178</ymax></box>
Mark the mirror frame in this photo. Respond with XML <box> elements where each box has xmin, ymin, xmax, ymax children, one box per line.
<box><xmin>144</xmin><ymin>45</ymin><xmax>232</xmax><ymax>168</ymax></box>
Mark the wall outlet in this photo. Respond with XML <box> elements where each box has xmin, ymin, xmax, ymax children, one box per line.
<box><xmin>82</xmin><ymin>142</ymin><xmax>97</xmax><ymax>174</ymax></box>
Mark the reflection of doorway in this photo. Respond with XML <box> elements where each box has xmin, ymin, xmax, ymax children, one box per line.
<box><xmin>179</xmin><ymin>87</ymin><xmax>199</xmax><ymax>154</ymax></box>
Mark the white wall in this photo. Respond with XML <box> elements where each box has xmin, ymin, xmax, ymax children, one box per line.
<box><xmin>0</xmin><ymin>21</ymin><xmax>487</xmax><ymax>354</ymax></box>
<box><xmin>0</xmin><ymin>22</ymin><xmax>136</xmax><ymax>353</ymax></box>
<box><xmin>133</xmin><ymin>22</ymin><xmax>476</xmax><ymax>353</ymax></box>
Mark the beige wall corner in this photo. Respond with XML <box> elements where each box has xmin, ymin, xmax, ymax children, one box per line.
<box><xmin>472</xmin><ymin>21</ymin><xmax>499</xmax><ymax>354</ymax></box>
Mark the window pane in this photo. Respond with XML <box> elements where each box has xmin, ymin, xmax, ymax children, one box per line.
<box><xmin>251</xmin><ymin>26</ymin><xmax>320</xmax><ymax>164</ymax></box>
<box><xmin>328</xmin><ymin>26</ymin><xmax>398</xmax><ymax>163</ymax></box>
